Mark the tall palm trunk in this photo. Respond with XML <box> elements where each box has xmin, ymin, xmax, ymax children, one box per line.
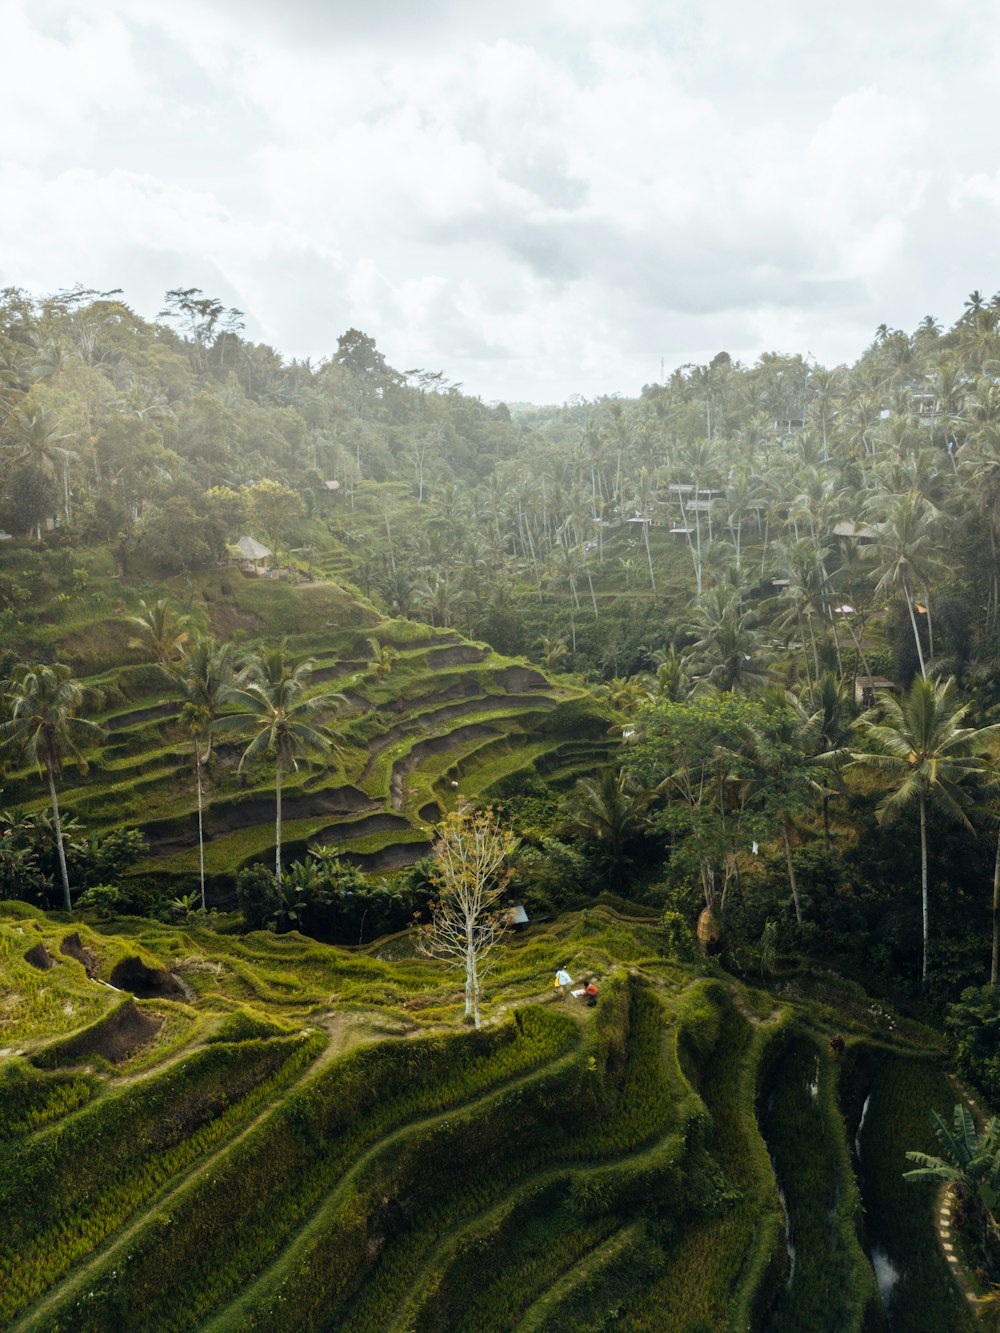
<box><xmin>920</xmin><ymin>791</ymin><xmax>929</xmax><ymax>985</ymax></box>
<box><xmin>903</xmin><ymin>578</ymin><xmax>927</xmax><ymax>678</ymax></box>
<box><xmin>782</xmin><ymin>818</ymin><xmax>803</xmax><ymax>925</ymax></box>
<box><xmin>841</xmin><ymin>613</ymin><xmax>875</xmax><ymax>693</ymax></box>
<box><xmin>46</xmin><ymin>759</ymin><xmax>72</xmax><ymax>912</ymax></box>
<box><xmin>642</xmin><ymin>522</ymin><xmax>657</xmax><ymax>594</ymax></box>
<box><xmin>195</xmin><ymin>746</ymin><xmax>206</xmax><ymax>912</ymax></box>
<box><xmin>587</xmin><ymin>570</ymin><xmax>599</xmax><ymax>619</ymax></box>
<box><xmin>275</xmin><ymin>762</ymin><xmax>283</xmax><ymax>882</ymax></box>
<box><xmin>924</xmin><ymin>593</ymin><xmax>935</xmax><ymax>662</ymax></box>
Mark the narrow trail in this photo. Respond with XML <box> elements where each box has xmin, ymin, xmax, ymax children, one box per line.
<box><xmin>12</xmin><ymin>1025</ymin><xmax>345</xmax><ymax>1333</ymax></box>
<box><xmin>201</xmin><ymin>1041</ymin><xmax>584</xmax><ymax>1331</ymax></box>
<box><xmin>933</xmin><ymin>1073</ymin><xmax>992</xmax><ymax>1312</ymax></box>
<box><xmin>515</xmin><ymin>1223</ymin><xmax>641</xmax><ymax>1332</ymax></box>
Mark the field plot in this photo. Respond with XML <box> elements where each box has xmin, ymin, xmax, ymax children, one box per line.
<box><xmin>0</xmin><ymin>902</ymin><xmax>972</xmax><ymax>1331</ymax></box>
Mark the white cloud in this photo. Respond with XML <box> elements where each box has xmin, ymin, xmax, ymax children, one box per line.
<box><xmin>4</xmin><ymin>0</ymin><xmax>1000</xmax><ymax>400</ymax></box>
<box><xmin>1</xmin><ymin>4</ymin><xmax>143</xmax><ymax>163</ymax></box>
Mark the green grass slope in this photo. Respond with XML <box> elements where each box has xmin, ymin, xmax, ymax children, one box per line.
<box><xmin>0</xmin><ymin>565</ymin><xmax>616</xmax><ymax>889</ymax></box>
<box><xmin>0</xmin><ymin>902</ymin><xmax>975</xmax><ymax>1331</ymax></box>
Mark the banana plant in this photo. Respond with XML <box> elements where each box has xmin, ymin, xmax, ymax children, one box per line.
<box><xmin>905</xmin><ymin>1103</ymin><xmax>1000</xmax><ymax>1251</ymax></box>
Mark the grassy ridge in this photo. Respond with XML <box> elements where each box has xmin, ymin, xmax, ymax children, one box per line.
<box><xmin>0</xmin><ymin>1063</ymin><xmax>96</xmax><ymax>1141</ymax></box>
<box><xmin>622</xmin><ymin>989</ymin><xmax>786</xmax><ymax>1331</ymax></box>
<box><xmin>35</xmin><ymin>1008</ymin><xmax>578</xmax><ymax>1331</ymax></box>
<box><xmin>761</xmin><ymin>1035</ymin><xmax>880</xmax><ymax>1333</ymax></box>
<box><xmin>256</xmin><ymin>978</ymin><xmax>670</xmax><ymax>1333</ymax></box>
<box><xmin>0</xmin><ymin>1032</ymin><xmax>321</xmax><ymax>1324</ymax></box>
<box><xmin>844</xmin><ymin>1045</ymin><xmax>977</xmax><ymax>1333</ymax></box>
<box><xmin>0</xmin><ymin>907</ymin><xmax>974</xmax><ymax>1331</ymax></box>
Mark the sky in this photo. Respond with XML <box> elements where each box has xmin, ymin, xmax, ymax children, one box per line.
<box><xmin>5</xmin><ymin>0</ymin><xmax>1000</xmax><ymax>403</ymax></box>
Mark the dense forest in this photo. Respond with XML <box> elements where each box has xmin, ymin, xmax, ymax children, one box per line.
<box><xmin>7</xmin><ymin>284</ymin><xmax>1000</xmax><ymax>1328</ymax></box>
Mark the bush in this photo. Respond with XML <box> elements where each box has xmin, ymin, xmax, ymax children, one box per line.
<box><xmin>76</xmin><ymin>883</ymin><xmax>122</xmax><ymax>915</ymax></box>
<box><xmin>946</xmin><ymin>985</ymin><xmax>1000</xmax><ymax>1103</ymax></box>
<box><xmin>660</xmin><ymin>908</ymin><xmax>697</xmax><ymax>961</ymax></box>
<box><xmin>237</xmin><ymin>863</ymin><xmax>280</xmax><ymax>931</ymax></box>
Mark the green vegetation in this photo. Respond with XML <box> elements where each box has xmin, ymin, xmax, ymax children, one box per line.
<box><xmin>7</xmin><ymin>288</ymin><xmax>1000</xmax><ymax>1325</ymax></box>
<box><xmin>761</xmin><ymin>1036</ymin><xmax>879</xmax><ymax>1332</ymax></box>
<box><xmin>0</xmin><ymin>900</ymin><xmax>977</xmax><ymax>1331</ymax></box>
<box><xmin>844</xmin><ymin>1045</ymin><xmax>978</xmax><ymax>1331</ymax></box>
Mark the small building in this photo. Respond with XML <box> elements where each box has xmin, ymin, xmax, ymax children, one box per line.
<box><xmin>832</xmin><ymin>521</ymin><xmax>883</xmax><ymax>544</ymax></box>
<box><xmin>855</xmin><ymin>675</ymin><xmax>898</xmax><ymax>708</ymax></box>
<box><xmin>505</xmin><ymin>902</ymin><xmax>529</xmax><ymax>931</ymax></box>
<box><xmin>230</xmin><ymin>535</ymin><xmax>272</xmax><ymax>573</ymax></box>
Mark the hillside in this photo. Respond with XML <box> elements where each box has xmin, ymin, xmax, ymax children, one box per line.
<box><xmin>0</xmin><ymin>899</ymin><xmax>977</xmax><ymax>1332</ymax></box>
<box><xmin>0</xmin><ymin>555</ymin><xmax>612</xmax><ymax>895</ymax></box>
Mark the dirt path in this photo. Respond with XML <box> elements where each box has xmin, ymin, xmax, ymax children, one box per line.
<box><xmin>11</xmin><ymin>1025</ymin><xmax>340</xmax><ymax>1333</ymax></box>
<box><xmin>200</xmin><ymin>1042</ymin><xmax>584</xmax><ymax>1332</ymax></box>
<box><xmin>932</xmin><ymin>1074</ymin><xmax>991</xmax><ymax>1312</ymax></box>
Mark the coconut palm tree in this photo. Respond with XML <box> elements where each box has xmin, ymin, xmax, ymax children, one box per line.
<box><xmin>687</xmin><ymin>587</ymin><xmax>774</xmax><ymax>693</ymax></box>
<box><xmin>127</xmin><ymin>598</ymin><xmax>192</xmax><ymax>672</ymax></box>
<box><xmin>224</xmin><ymin>645</ymin><xmax>345</xmax><ymax>880</ymax></box>
<box><xmin>536</xmin><ymin>635</ymin><xmax>570</xmax><ymax>672</ymax></box>
<box><xmin>727</xmin><ymin>693</ymin><xmax>819</xmax><ymax>925</ymax></box>
<box><xmin>0</xmin><ymin>664</ymin><xmax>103</xmax><ymax>911</ymax></box>
<box><xmin>851</xmin><ymin>676</ymin><xmax>996</xmax><ymax>985</ymax></box>
<box><xmin>799</xmin><ymin>671</ymin><xmax>855</xmax><ymax>844</ymax></box>
<box><xmin>7</xmin><ymin>406</ymin><xmax>78</xmax><ymax>521</ymax></box>
<box><xmin>180</xmin><ymin>701</ymin><xmax>210</xmax><ymax>911</ymax></box>
<box><xmin>652</xmin><ymin>645</ymin><xmax>696</xmax><ymax>702</ymax></box>
<box><xmin>865</xmin><ymin>491</ymin><xmax>944</xmax><ymax>678</ymax></box>
<box><xmin>561</xmin><ymin>768</ymin><xmax>654</xmax><ymax>872</ymax></box>
<box><xmin>175</xmin><ymin>635</ymin><xmax>235</xmax><ymax>762</ymax></box>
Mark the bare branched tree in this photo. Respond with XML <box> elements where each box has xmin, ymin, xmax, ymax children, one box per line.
<box><xmin>417</xmin><ymin>804</ymin><xmax>519</xmax><ymax>1029</ymax></box>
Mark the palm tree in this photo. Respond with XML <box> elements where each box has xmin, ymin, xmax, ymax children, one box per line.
<box><xmin>728</xmin><ymin>694</ymin><xmax>819</xmax><ymax>925</ymax></box>
<box><xmin>0</xmin><ymin>664</ymin><xmax>102</xmax><ymax>911</ymax></box>
<box><xmin>127</xmin><ymin>598</ymin><xmax>192</xmax><ymax>671</ymax></box>
<box><xmin>413</xmin><ymin>570</ymin><xmax>468</xmax><ymax>629</ymax></box>
<box><xmin>799</xmin><ymin>671</ymin><xmax>854</xmax><ymax>845</ymax></box>
<box><xmin>224</xmin><ymin>645</ymin><xmax>345</xmax><ymax>880</ymax></box>
<box><xmin>904</xmin><ymin>1103</ymin><xmax>1000</xmax><ymax>1266</ymax></box>
<box><xmin>366</xmin><ymin>637</ymin><xmax>398</xmax><ymax>682</ymax></box>
<box><xmin>687</xmin><ymin>587</ymin><xmax>774</xmax><ymax>693</ymax></box>
<box><xmin>7</xmin><ymin>406</ymin><xmax>78</xmax><ymax>522</ymax></box>
<box><xmin>866</xmin><ymin>491</ymin><xmax>944</xmax><ymax>678</ymax></box>
<box><xmin>561</xmin><ymin>769</ymin><xmax>653</xmax><ymax>870</ymax></box>
<box><xmin>175</xmin><ymin>635</ymin><xmax>235</xmax><ymax>763</ymax></box>
<box><xmin>536</xmin><ymin>635</ymin><xmax>569</xmax><ymax>672</ymax></box>
<box><xmin>653</xmin><ymin>645</ymin><xmax>696</xmax><ymax>702</ymax></box>
<box><xmin>180</xmin><ymin>701</ymin><xmax>210</xmax><ymax>911</ymax></box>
<box><xmin>852</xmin><ymin>676</ymin><xmax>995</xmax><ymax>985</ymax></box>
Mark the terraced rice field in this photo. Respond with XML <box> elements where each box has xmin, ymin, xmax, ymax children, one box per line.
<box><xmin>0</xmin><ymin>586</ymin><xmax>616</xmax><ymax>891</ymax></box>
<box><xmin>0</xmin><ymin>902</ymin><xmax>972</xmax><ymax>1330</ymax></box>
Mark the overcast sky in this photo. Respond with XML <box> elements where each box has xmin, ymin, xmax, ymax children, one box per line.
<box><xmin>5</xmin><ymin>0</ymin><xmax>1000</xmax><ymax>403</ymax></box>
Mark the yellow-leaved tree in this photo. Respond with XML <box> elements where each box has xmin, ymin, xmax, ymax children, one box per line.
<box><xmin>417</xmin><ymin>804</ymin><xmax>518</xmax><ymax>1030</ymax></box>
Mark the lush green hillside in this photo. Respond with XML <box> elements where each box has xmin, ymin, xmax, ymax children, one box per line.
<box><xmin>0</xmin><ymin>899</ymin><xmax>978</xmax><ymax>1331</ymax></box>
<box><xmin>0</xmin><ymin>560</ymin><xmax>613</xmax><ymax>895</ymax></box>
